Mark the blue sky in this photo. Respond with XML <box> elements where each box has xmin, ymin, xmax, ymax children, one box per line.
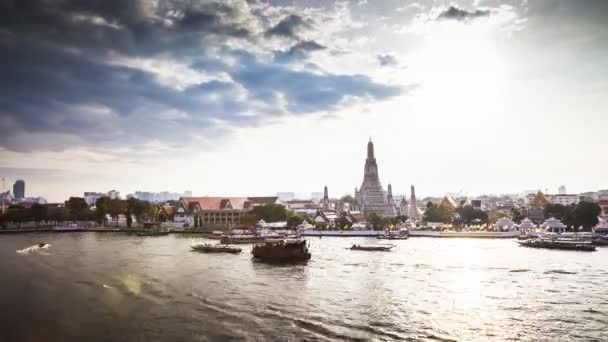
<box><xmin>0</xmin><ymin>0</ymin><xmax>607</xmax><ymax>201</ymax></box>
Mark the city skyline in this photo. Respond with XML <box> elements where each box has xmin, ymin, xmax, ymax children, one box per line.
<box><xmin>1</xmin><ymin>0</ymin><xmax>607</xmax><ymax>201</ymax></box>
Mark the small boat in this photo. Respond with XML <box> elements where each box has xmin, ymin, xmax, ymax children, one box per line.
<box><xmin>191</xmin><ymin>244</ymin><xmax>242</xmax><ymax>253</ymax></box>
<box><xmin>206</xmin><ymin>231</ymin><xmax>224</xmax><ymax>240</ymax></box>
<box><xmin>517</xmin><ymin>238</ymin><xmax>596</xmax><ymax>251</ymax></box>
<box><xmin>377</xmin><ymin>228</ymin><xmax>409</xmax><ymax>240</ymax></box>
<box><xmin>350</xmin><ymin>244</ymin><xmax>395</xmax><ymax>251</ymax></box>
<box><xmin>220</xmin><ymin>234</ymin><xmax>267</xmax><ymax>244</ymax></box>
<box><xmin>592</xmin><ymin>237</ymin><xmax>608</xmax><ymax>246</ymax></box>
<box><xmin>136</xmin><ymin>229</ymin><xmax>170</xmax><ymax>236</ymax></box>
<box><xmin>252</xmin><ymin>239</ymin><xmax>311</xmax><ymax>262</ymax></box>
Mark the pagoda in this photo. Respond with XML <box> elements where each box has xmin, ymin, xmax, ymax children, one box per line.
<box><xmin>354</xmin><ymin>139</ymin><xmax>396</xmax><ymax>218</ymax></box>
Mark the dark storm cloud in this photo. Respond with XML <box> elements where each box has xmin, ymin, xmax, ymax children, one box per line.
<box><xmin>0</xmin><ymin>0</ymin><xmax>403</xmax><ymax>153</ymax></box>
<box><xmin>377</xmin><ymin>54</ymin><xmax>398</xmax><ymax>67</ymax></box>
<box><xmin>233</xmin><ymin>52</ymin><xmax>402</xmax><ymax>113</ymax></box>
<box><xmin>438</xmin><ymin>6</ymin><xmax>490</xmax><ymax>21</ymax></box>
<box><xmin>265</xmin><ymin>14</ymin><xmax>311</xmax><ymax>38</ymax></box>
<box><xmin>274</xmin><ymin>40</ymin><xmax>326</xmax><ymax>62</ymax></box>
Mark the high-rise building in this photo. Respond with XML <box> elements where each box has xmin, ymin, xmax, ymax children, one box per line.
<box><xmin>353</xmin><ymin>139</ymin><xmax>396</xmax><ymax>218</ymax></box>
<box><xmin>277</xmin><ymin>192</ymin><xmax>295</xmax><ymax>201</ymax></box>
<box><xmin>310</xmin><ymin>192</ymin><xmax>323</xmax><ymax>201</ymax></box>
<box><xmin>13</xmin><ymin>180</ymin><xmax>25</xmax><ymax>199</ymax></box>
<box><xmin>558</xmin><ymin>185</ymin><xmax>567</xmax><ymax>195</ymax></box>
<box><xmin>107</xmin><ymin>190</ymin><xmax>120</xmax><ymax>199</ymax></box>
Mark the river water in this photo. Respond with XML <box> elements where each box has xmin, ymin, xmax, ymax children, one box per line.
<box><xmin>0</xmin><ymin>233</ymin><xmax>606</xmax><ymax>341</ymax></box>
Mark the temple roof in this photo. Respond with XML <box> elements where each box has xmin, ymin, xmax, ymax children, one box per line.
<box><xmin>530</xmin><ymin>191</ymin><xmax>551</xmax><ymax>206</ymax></box>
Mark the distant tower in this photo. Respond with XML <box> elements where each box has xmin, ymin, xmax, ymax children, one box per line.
<box><xmin>387</xmin><ymin>184</ymin><xmax>394</xmax><ymax>205</ymax></box>
<box><xmin>408</xmin><ymin>185</ymin><xmax>420</xmax><ymax>219</ymax></box>
<box><xmin>323</xmin><ymin>185</ymin><xmax>330</xmax><ymax>210</ymax></box>
<box><xmin>13</xmin><ymin>180</ymin><xmax>25</xmax><ymax>200</ymax></box>
<box><xmin>558</xmin><ymin>185</ymin><xmax>567</xmax><ymax>195</ymax></box>
<box><xmin>399</xmin><ymin>196</ymin><xmax>409</xmax><ymax>216</ymax></box>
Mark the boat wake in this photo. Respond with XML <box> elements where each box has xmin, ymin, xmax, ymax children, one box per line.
<box><xmin>544</xmin><ymin>269</ymin><xmax>577</xmax><ymax>275</ymax></box>
<box><xmin>509</xmin><ymin>269</ymin><xmax>531</xmax><ymax>273</ymax></box>
<box><xmin>16</xmin><ymin>243</ymin><xmax>51</xmax><ymax>254</ymax></box>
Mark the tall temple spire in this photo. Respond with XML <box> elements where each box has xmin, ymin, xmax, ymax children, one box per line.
<box><xmin>323</xmin><ymin>185</ymin><xmax>330</xmax><ymax>210</ymax></box>
<box><xmin>355</xmin><ymin>139</ymin><xmax>396</xmax><ymax>218</ymax></box>
<box><xmin>408</xmin><ymin>185</ymin><xmax>420</xmax><ymax>219</ymax></box>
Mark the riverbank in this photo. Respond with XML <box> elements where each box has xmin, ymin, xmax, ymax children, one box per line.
<box><xmin>0</xmin><ymin>227</ymin><xmax>212</xmax><ymax>235</ymax></box>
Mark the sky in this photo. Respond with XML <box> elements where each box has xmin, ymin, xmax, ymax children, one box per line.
<box><xmin>0</xmin><ymin>0</ymin><xmax>607</xmax><ymax>202</ymax></box>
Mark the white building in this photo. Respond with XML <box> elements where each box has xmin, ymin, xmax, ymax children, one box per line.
<box><xmin>525</xmin><ymin>193</ymin><xmax>579</xmax><ymax>206</ymax></box>
<box><xmin>277</xmin><ymin>192</ymin><xmax>295</xmax><ymax>202</ymax></box>
<box><xmin>107</xmin><ymin>190</ymin><xmax>120</xmax><ymax>200</ymax></box>
<box><xmin>548</xmin><ymin>194</ymin><xmax>579</xmax><ymax>206</ymax></box>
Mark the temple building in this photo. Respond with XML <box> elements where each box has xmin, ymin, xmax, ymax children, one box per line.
<box><xmin>528</xmin><ymin>191</ymin><xmax>550</xmax><ymax>224</ymax></box>
<box><xmin>408</xmin><ymin>185</ymin><xmax>422</xmax><ymax>219</ymax></box>
<box><xmin>353</xmin><ymin>139</ymin><xmax>397</xmax><ymax>218</ymax></box>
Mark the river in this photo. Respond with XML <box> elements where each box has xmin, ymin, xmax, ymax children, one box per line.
<box><xmin>1</xmin><ymin>233</ymin><xmax>606</xmax><ymax>341</ymax></box>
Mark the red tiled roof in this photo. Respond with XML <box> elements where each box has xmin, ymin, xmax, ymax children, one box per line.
<box><xmin>287</xmin><ymin>200</ymin><xmax>314</xmax><ymax>204</ymax></box>
<box><xmin>249</xmin><ymin>196</ymin><xmax>279</xmax><ymax>205</ymax></box>
<box><xmin>161</xmin><ymin>205</ymin><xmax>175</xmax><ymax>216</ymax></box>
<box><xmin>180</xmin><ymin>197</ymin><xmax>253</xmax><ymax>210</ymax></box>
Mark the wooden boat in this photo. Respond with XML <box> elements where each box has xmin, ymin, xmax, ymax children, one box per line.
<box><xmin>350</xmin><ymin>244</ymin><xmax>395</xmax><ymax>251</ymax></box>
<box><xmin>191</xmin><ymin>244</ymin><xmax>242</xmax><ymax>253</ymax></box>
<box><xmin>252</xmin><ymin>239</ymin><xmax>311</xmax><ymax>262</ymax></box>
<box><xmin>377</xmin><ymin>234</ymin><xmax>409</xmax><ymax>240</ymax></box>
<box><xmin>136</xmin><ymin>229</ymin><xmax>170</xmax><ymax>236</ymax></box>
<box><xmin>220</xmin><ymin>235</ymin><xmax>266</xmax><ymax>244</ymax></box>
<box><xmin>592</xmin><ymin>237</ymin><xmax>608</xmax><ymax>246</ymax></box>
<box><xmin>516</xmin><ymin>238</ymin><xmax>596</xmax><ymax>251</ymax></box>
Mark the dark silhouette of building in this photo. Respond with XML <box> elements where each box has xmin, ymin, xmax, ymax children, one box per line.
<box><xmin>13</xmin><ymin>180</ymin><xmax>25</xmax><ymax>199</ymax></box>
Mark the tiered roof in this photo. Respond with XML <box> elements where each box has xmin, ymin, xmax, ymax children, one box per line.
<box><xmin>530</xmin><ymin>191</ymin><xmax>551</xmax><ymax>206</ymax></box>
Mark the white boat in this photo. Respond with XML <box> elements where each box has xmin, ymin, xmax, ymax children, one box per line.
<box><xmin>53</xmin><ymin>223</ymin><xmax>84</xmax><ymax>231</ymax></box>
<box><xmin>408</xmin><ymin>230</ymin><xmax>519</xmax><ymax>238</ymax></box>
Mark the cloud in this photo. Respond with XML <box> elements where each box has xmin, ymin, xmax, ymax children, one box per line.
<box><xmin>377</xmin><ymin>54</ymin><xmax>398</xmax><ymax>67</ymax></box>
<box><xmin>0</xmin><ymin>0</ymin><xmax>404</xmax><ymax>153</ymax></box>
<box><xmin>438</xmin><ymin>6</ymin><xmax>491</xmax><ymax>21</ymax></box>
<box><xmin>265</xmin><ymin>14</ymin><xmax>311</xmax><ymax>39</ymax></box>
<box><xmin>274</xmin><ymin>40</ymin><xmax>326</xmax><ymax>62</ymax></box>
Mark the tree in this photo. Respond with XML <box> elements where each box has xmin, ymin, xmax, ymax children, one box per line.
<box><xmin>367</xmin><ymin>213</ymin><xmax>389</xmax><ymax>230</ymax></box>
<box><xmin>4</xmin><ymin>207</ymin><xmax>31</xmax><ymax>228</ymax></box>
<box><xmin>423</xmin><ymin>204</ymin><xmax>454</xmax><ymax>224</ymax></box>
<box><xmin>544</xmin><ymin>203</ymin><xmax>576</xmax><ymax>227</ymax></box>
<box><xmin>287</xmin><ymin>214</ymin><xmax>312</xmax><ymax>229</ymax></box>
<box><xmin>107</xmin><ymin>199</ymin><xmax>127</xmax><ymax>227</ymax></box>
<box><xmin>251</xmin><ymin>204</ymin><xmax>288</xmax><ymax>223</ymax></box>
<box><xmin>573</xmin><ymin>202</ymin><xmax>601</xmax><ymax>230</ymax></box>
<box><xmin>95</xmin><ymin>197</ymin><xmax>111</xmax><ymax>225</ymax></box>
<box><xmin>47</xmin><ymin>206</ymin><xmax>68</xmax><ymax>225</ymax></box>
<box><xmin>239</xmin><ymin>213</ymin><xmax>257</xmax><ymax>228</ymax></box>
<box><xmin>66</xmin><ymin>197</ymin><xmax>89</xmax><ymax>221</ymax></box>
<box><xmin>336</xmin><ymin>215</ymin><xmax>351</xmax><ymax>230</ymax></box>
<box><xmin>31</xmin><ymin>203</ymin><xmax>47</xmax><ymax>225</ymax></box>
<box><xmin>126</xmin><ymin>198</ymin><xmax>154</xmax><ymax>228</ymax></box>
<box><xmin>511</xmin><ymin>207</ymin><xmax>525</xmax><ymax>224</ymax></box>
<box><xmin>340</xmin><ymin>195</ymin><xmax>354</xmax><ymax>204</ymax></box>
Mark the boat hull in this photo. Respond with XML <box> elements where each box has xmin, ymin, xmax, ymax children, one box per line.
<box><xmin>252</xmin><ymin>240</ymin><xmax>311</xmax><ymax>262</ymax></box>
<box><xmin>191</xmin><ymin>245</ymin><xmax>242</xmax><ymax>253</ymax></box>
<box><xmin>517</xmin><ymin>240</ymin><xmax>596</xmax><ymax>251</ymax></box>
